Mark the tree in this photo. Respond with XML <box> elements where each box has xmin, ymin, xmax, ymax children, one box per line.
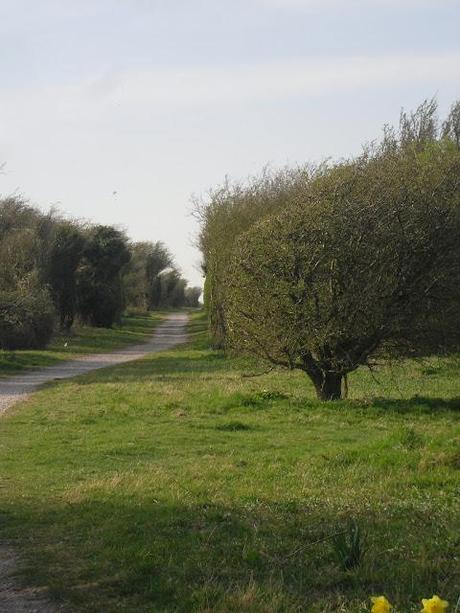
<box><xmin>123</xmin><ymin>241</ymin><xmax>155</xmax><ymax>310</ymax></box>
<box><xmin>123</xmin><ymin>241</ymin><xmax>184</xmax><ymax>310</ymax></box>
<box><xmin>145</xmin><ymin>242</ymin><xmax>175</xmax><ymax>309</ymax></box>
<box><xmin>399</xmin><ymin>97</ymin><xmax>438</xmax><ymax>148</ymax></box>
<box><xmin>77</xmin><ymin>225</ymin><xmax>131</xmax><ymax>327</ymax></box>
<box><xmin>0</xmin><ymin>282</ymin><xmax>55</xmax><ymax>349</ymax></box>
<box><xmin>47</xmin><ymin>222</ymin><xmax>85</xmax><ymax>330</ymax></box>
<box><xmin>442</xmin><ymin>100</ymin><xmax>460</xmax><ymax>148</ymax></box>
<box><xmin>0</xmin><ymin>197</ymin><xmax>56</xmax><ymax>348</ymax></box>
<box><xmin>185</xmin><ymin>286</ymin><xmax>202</xmax><ymax>307</ymax></box>
<box><xmin>157</xmin><ymin>268</ymin><xmax>186</xmax><ymax>308</ymax></box>
<box><xmin>225</xmin><ymin>139</ymin><xmax>460</xmax><ymax>400</ymax></box>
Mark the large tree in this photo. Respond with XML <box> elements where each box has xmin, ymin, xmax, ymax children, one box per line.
<box><xmin>225</xmin><ymin>139</ymin><xmax>460</xmax><ymax>400</ymax></box>
<box><xmin>122</xmin><ymin>241</ymin><xmax>190</xmax><ymax>310</ymax></box>
<box><xmin>145</xmin><ymin>242</ymin><xmax>175</xmax><ymax>309</ymax></box>
<box><xmin>185</xmin><ymin>286</ymin><xmax>202</xmax><ymax>307</ymax></box>
<box><xmin>47</xmin><ymin>222</ymin><xmax>86</xmax><ymax>330</ymax></box>
<box><xmin>77</xmin><ymin>225</ymin><xmax>131</xmax><ymax>327</ymax></box>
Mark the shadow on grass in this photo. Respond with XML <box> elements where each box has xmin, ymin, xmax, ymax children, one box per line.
<box><xmin>369</xmin><ymin>396</ymin><xmax>460</xmax><ymax>413</ymax></box>
<box><xmin>71</xmin><ymin>352</ymin><xmax>236</xmax><ymax>385</ymax></box>
<box><xmin>6</xmin><ymin>495</ymin><xmax>457</xmax><ymax>613</ymax></box>
<box><xmin>69</xmin><ymin>349</ymin><xmax>460</xmax><ymax>416</ymax></box>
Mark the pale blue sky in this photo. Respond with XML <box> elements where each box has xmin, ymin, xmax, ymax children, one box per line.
<box><xmin>1</xmin><ymin>0</ymin><xmax>459</xmax><ymax>286</ymax></box>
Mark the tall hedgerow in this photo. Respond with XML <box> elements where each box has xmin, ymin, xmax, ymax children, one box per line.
<box><xmin>197</xmin><ymin>99</ymin><xmax>460</xmax><ymax>399</ymax></box>
<box><xmin>194</xmin><ymin>167</ymin><xmax>309</xmax><ymax>347</ymax></box>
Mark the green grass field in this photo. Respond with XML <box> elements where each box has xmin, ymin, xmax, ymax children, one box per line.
<box><xmin>0</xmin><ymin>311</ymin><xmax>458</xmax><ymax>612</ymax></box>
<box><xmin>0</xmin><ymin>312</ymin><xmax>164</xmax><ymax>376</ymax></box>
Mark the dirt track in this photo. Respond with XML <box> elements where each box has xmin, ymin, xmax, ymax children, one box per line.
<box><xmin>0</xmin><ymin>313</ymin><xmax>188</xmax><ymax>416</ymax></box>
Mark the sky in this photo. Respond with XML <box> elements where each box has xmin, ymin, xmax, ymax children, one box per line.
<box><xmin>0</xmin><ymin>0</ymin><xmax>459</xmax><ymax>287</ymax></box>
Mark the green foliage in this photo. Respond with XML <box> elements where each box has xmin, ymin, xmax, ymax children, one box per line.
<box><xmin>146</xmin><ymin>241</ymin><xmax>176</xmax><ymax>309</ymax></box>
<box><xmin>215</xmin><ymin>420</ymin><xmax>252</xmax><ymax>431</ymax></box>
<box><xmin>184</xmin><ymin>286</ymin><xmax>202</xmax><ymax>307</ymax></box>
<box><xmin>332</xmin><ymin>521</ymin><xmax>364</xmax><ymax>571</ymax></box>
<box><xmin>227</xmin><ymin>139</ymin><xmax>460</xmax><ymax>399</ymax></box>
<box><xmin>77</xmin><ymin>225</ymin><xmax>131</xmax><ymax>327</ymax></box>
<box><xmin>194</xmin><ymin>168</ymin><xmax>306</xmax><ymax>347</ymax></box>
<box><xmin>0</xmin><ymin>196</ymin><xmax>196</xmax><ymax>343</ymax></box>
<box><xmin>0</xmin><ymin>285</ymin><xmax>55</xmax><ymax>349</ymax></box>
<box><xmin>0</xmin><ymin>197</ymin><xmax>48</xmax><ymax>290</ymax></box>
<box><xmin>0</xmin><ymin>197</ymin><xmax>57</xmax><ymax>348</ymax></box>
<box><xmin>123</xmin><ymin>241</ymin><xmax>173</xmax><ymax>309</ymax></box>
<box><xmin>47</xmin><ymin>222</ymin><xmax>85</xmax><ymax>330</ymax></box>
<box><xmin>197</xmin><ymin>99</ymin><xmax>460</xmax><ymax>399</ymax></box>
<box><xmin>124</xmin><ymin>241</ymin><xmax>199</xmax><ymax>310</ymax></box>
<box><xmin>158</xmin><ymin>268</ymin><xmax>186</xmax><ymax>307</ymax></box>
<box><xmin>442</xmin><ymin>100</ymin><xmax>460</xmax><ymax>147</ymax></box>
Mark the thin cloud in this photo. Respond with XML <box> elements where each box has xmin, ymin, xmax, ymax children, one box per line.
<box><xmin>117</xmin><ymin>53</ymin><xmax>459</xmax><ymax>106</ymax></box>
<box><xmin>0</xmin><ymin>52</ymin><xmax>458</xmax><ymax>133</ymax></box>
<box><xmin>69</xmin><ymin>52</ymin><xmax>459</xmax><ymax>111</ymax></box>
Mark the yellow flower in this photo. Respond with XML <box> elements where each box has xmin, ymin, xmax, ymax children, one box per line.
<box><xmin>421</xmin><ymin>595</ymin><xmax>449</xmax><ymax>613</ymax></box>
<box><xmin>371</xmin><ymin>596</ymin><xmax>392</xmax><ymax>613</ymax></box>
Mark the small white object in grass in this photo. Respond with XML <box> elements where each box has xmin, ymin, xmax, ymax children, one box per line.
<box><xmin>64</xmin><ymin>342</ymin><xmax>68</xmax><ymax>348</ymax></box>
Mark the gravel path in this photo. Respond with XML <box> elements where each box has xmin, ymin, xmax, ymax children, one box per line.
<box><xmin>0</xmin><ymin>312</ymin><xmax>188</xmax><ymax>416</ymax></box>
<box><xmin>0</xmin><ymin>312</ymin><xmax>188</xmax><ymax>612</ymax></box>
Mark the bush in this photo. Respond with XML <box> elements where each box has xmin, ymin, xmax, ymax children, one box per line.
<box><xmin>76</xmin><ymin>226</ymin><xmax>131</xmax><ymax>327</ymax></box>
<box><xmin>196</xmin><ymin>98</ymin><xmax>460</xmax><ymax>400</ymax></box>
<box><xmin>225</xmin><ymin>139</ymin><xmax>460</xmax><ymax>399</ymax></box>
<box><xmin>0</xmin><ymin>287</ymin><xmax>55</xmax><ymax>349</ymax></box>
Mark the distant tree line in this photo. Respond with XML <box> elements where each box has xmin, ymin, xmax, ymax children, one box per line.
<box><xmin>0</xmin><ymin>202</ymin><xmax>201</xmax><ymax>349</ymax></box>
<box><xmin>196</xmin><ymin>99</ymin><xmax>460</xmax><ymax>400</ymax></box>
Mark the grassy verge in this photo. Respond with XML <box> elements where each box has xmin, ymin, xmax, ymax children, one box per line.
<box><xmin>0</xmin><ymin>311</ymin><xmax>458</xmax><ymax>612</ymax></box>
<box><xmin>0</xmin><ymin>312</ymin><xmax>166</xmax><ymax>376</ymax></box>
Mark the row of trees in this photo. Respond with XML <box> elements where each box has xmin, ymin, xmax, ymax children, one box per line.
<box><xmin>124</xmin><ymin>241</ymin><xmax>201</xmax><ymax>310</ymax></box>
<box><xmin>0</xmin><ymin>201</ymin><xmax>201</xmax><ymax>349</ymax></box>
<box><xmin>196</xmin><ymin>99</ymin><xmax>460</xmax><ymax>400</ymax></box>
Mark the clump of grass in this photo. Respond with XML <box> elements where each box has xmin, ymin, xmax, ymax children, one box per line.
<box><xmin>332</xmin><ymin>521</ymin><xmax>364</xmax><ymax>571</ymax></box>
<box><xmin>397</xmin><ymin>426</ymin><xmax>424</xmax><ymax>449</ymax></box>
<box><xmin>215</xmin><ymin>421</ymin><xmax>252</xmax><ymax>431</ymax></box>
<box><xmin>256</xmin><ymin>389</ymin><xmax>289</xmax><ymax>401</ymax></box>
<box><xmin>238</xmin><ymin>389</ymin><xmax>289</xmax><ymax>408</ymax></box>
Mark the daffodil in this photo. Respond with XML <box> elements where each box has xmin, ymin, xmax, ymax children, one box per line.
<box><xmin>371</xmin><ymin>595</ymin><xmax>392</xmax><ymax>613</ymax></box>
<box><xmin>421</xmin><ymin>595</ymin><xmax>449</xmax><ymax>613</ymax></box>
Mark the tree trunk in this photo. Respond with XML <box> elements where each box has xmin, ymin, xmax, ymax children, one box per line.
<box><xmin>308</xmin><ymin>370</ymin><xmax>343</xmax><ymax>400</ymax></box>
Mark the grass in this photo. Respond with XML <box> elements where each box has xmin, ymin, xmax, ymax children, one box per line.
<box><xmin>0</xmin><ymin>311</ymin><xmax>458</xmax><ymax>612</ymax></box>
<box><xmin>0</xmin><ymin>312</ymin><xmax>165</xmax><ymax>376</ymax></box>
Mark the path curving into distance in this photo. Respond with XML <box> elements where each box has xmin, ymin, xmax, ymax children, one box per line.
<box><xmin>0</xmin><ymin>312</ymin><xmax>188</xmax><ymax>416</ymax></box>
<box><xmin>0</xmin><ymin>312</ymin><xmax>188</xmax><ymax>613</ymax></box>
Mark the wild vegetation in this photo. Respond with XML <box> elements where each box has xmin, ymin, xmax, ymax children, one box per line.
<box><xmin>0</xmin><ymin>312</ymin><xmax>458</xmax><ymax>611</ymax></box>
<box><xmin>196</xmin><ymin>99</ymin><xmax>460</xmax><ymax>399</ymax></box>
<box><xmin>0</xmin><ymin>199</ymin><xmax>201</xmax><ymax>350</ymax></box>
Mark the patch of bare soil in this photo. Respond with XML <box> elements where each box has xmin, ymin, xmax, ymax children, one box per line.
<box><xmin>0</xmin><ymin>546</ymin><xmax>59</xmax><ymax>613</ymax></box>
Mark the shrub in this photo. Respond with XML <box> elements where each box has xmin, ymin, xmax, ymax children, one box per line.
<box><xmin>225</xmin><ymin>140</ymin><xmax>460</xmax><ymax>400</ymax></box>
<box><xmin>0</xmin><ymin>286</ymin><xmax>55</xmax><ymax>349</ymax></box>
<box><xmin>77</xmin><ymin>226</ymin><xmax>131</xmax><ymax>327</ymax></box>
